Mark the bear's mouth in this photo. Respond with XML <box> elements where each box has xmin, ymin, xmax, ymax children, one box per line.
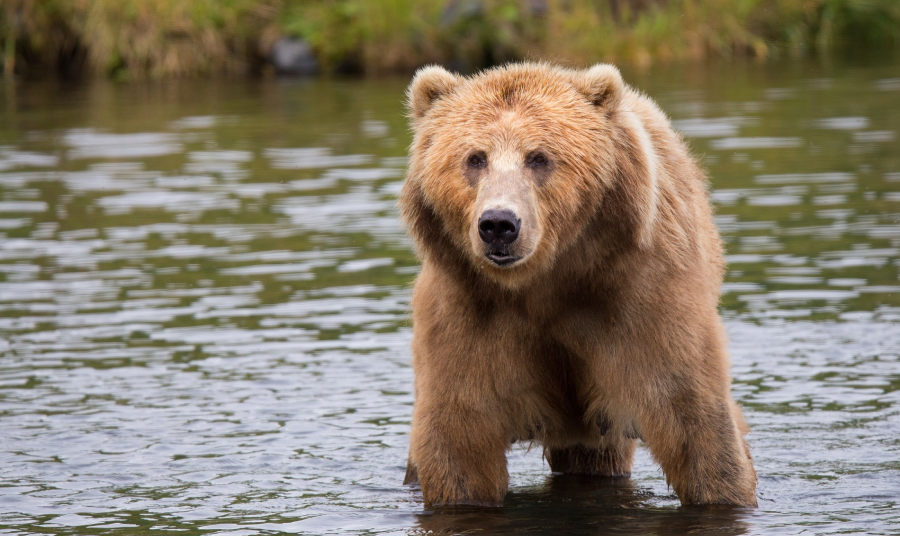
<box><xmin>486</xmin><ymin>251</ymin><xmax>519</xmax><ymax>267</ymax></box>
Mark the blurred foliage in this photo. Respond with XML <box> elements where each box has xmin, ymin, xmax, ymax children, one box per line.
<box><xmin>1</xmin><ymin>0</ymin><xmax>280</xmax><ymax>78</ymax></box>
<box><xmin>1</xmin><ymin>0</ymin><xmax>899</xmax><ymax>78</ymax></box>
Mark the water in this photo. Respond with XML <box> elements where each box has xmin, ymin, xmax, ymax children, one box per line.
<box><xmin>0</xmin><ymin>57</ymin><xmax>898</xmax><ymax>535</ymax></box>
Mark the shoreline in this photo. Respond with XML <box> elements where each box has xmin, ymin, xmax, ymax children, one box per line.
<box><xmin>2</xmin><ymin>0</ymin><xmax>899</xmax><ymax>79</ymax></box>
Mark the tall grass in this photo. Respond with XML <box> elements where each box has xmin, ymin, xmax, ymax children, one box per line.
<box><xmin>74</xmin><ymin>0</ymin><xmax>280</xmax><ymax>77</ymax></box>
<box><xmin>280</xmin><ymin>0</ymin><xmax>446</xmax><ymax>74</ymax></box>
<box><xmin>2</xmin><ymin>0</ymin><xmax>899</xmax><ymax>78</ymax></box>
<box><xmin>2</xmin><ymin>0</ymin><xmax>280</xmax><ymax>78</ymax></box>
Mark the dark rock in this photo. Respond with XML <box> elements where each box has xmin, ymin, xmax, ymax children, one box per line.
<box><xmin>270</xmin><ymin>38</ymin><xmax>317</xmax><ymax>76</ymax></box>
<box><xmin>441</xmin><ymin>0</ymin><xmax>547</xmax><ymax>25</ymax></box>
<box><xmin>529</xmin><ymin>0</ymin><xmax>548</xmax><ymax>16</ymax></box>
<box><xmin>440</xmin><ymin>0</ymin><xmax>484</xmax><ymax>26</ymax></box>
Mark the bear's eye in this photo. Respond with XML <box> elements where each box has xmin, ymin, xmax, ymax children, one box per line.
<box><xmin>526</xmin><ymin>152</ymin><xmax>549</xmax><ymax>168</ymax></box>
<box><xmin>466</xmin><ymin>153</ymin><xmax>487</xmax><ymax>169</ymax></box>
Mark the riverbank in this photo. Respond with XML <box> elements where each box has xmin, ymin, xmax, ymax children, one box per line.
<box><xmin>3</xmin><ymin>0</ymin><xmax>900</xmax><ymax>78</ymax></box>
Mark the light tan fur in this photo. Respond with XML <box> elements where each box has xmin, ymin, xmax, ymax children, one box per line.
<box><xmin>399</xmin><ymin>62</ymin><xmax>757</xmax><ymax>507</ymax></box>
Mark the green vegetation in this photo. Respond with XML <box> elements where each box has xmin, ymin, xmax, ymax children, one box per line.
<box><xmin>3</xmin><ymin>0</ymin><xmax>900</xmax><ymax>78</ymax></box>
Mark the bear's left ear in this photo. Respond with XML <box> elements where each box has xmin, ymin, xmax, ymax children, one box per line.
<box><xmin>407</xmin><ymin>66</ymin><xmax>463</xmax><ymax>119</ymax></box>
<box><xmin>571</xmin><ymin>64</ymin><xmax>624</xmax><ymax>109</ymax></box>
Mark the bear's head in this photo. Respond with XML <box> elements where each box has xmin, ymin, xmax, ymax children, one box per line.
<box><xmin>399</xmin><ymin>63</ymin><xmax>660</xmax><ymax>288</ymax></box>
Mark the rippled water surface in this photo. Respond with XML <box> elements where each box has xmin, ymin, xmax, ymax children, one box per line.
<box><xmin>1</xmin><ymin>58</ymin><xmax>899</xmax><ymax>535</ymax></box>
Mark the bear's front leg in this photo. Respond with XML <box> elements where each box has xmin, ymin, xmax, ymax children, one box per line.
<box><xmin>407</xmin><ymin>399</ymin><xmax>510</xmax><ymax>506</ymax></box>
<box><xmin>641</xmin><ymin>386</ymin><xmax>757</xmax><ymax>506</ymax></box>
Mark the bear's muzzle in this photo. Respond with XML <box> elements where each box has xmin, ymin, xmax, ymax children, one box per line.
<box><xmin>478</xmin><ymin>209</ymin><xmax>521</xmax><ymax>266</ymax></box>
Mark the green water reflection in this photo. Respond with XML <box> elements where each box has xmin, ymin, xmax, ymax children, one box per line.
<box><xmin>0</xmin><ymin>56</ymin><xmax>898</xmax><ymax>535</ymax></box>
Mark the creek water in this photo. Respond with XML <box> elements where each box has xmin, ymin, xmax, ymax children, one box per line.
<box><xmin>0</xmin><ymin>56</ymin><xmax>898</xmax><ymax>535</ymax></box>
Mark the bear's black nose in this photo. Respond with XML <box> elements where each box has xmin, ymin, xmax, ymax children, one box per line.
<box><xmin>478</xmin><ymin>209</ymin><xmax>520</xmax><ymax>246</ymax></box>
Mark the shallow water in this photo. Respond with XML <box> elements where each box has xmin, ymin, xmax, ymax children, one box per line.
<box><xmin>0</xmin><ymin>57</ymin><xmax>898</xmax><ymax>535</ymax></box>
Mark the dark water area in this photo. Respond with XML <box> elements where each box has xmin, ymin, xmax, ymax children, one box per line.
<box><xmin>0</xmin><ymin>57</ymin><xmax>898</xmax><ymax>535</ymax></box>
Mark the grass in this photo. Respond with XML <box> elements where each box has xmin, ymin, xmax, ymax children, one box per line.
<box><xmin>2</xmin><ymin>0</ymin><xmax>900</xmax><ymax>78</ymax></box>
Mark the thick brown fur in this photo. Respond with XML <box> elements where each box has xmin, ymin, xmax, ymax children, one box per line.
<box><xmin>399</xmin><ymin>62</ymin><xmax>757</xmax><ymax>508</ymax></box>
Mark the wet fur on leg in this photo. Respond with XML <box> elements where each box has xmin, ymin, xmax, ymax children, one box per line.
<box><xmin>546</xmin><ymin>440</ymin><xmax>636</xmax><ymax>477</ymax></box>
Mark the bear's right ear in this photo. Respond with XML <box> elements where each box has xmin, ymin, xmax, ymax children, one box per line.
<box><xmin>571</xmin><ymin>64</ymin><xmax>624</xmax><ymax>110</ymax></box>
<box><xmin>407</xmin><ymin>66</ymin><xmax>462</xmax><ymax>119</ymax></box>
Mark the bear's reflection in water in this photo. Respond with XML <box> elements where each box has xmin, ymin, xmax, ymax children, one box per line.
<box><xmin>413</xmin><ymin>476</ymin><xmax>750</xmax><ymax>535</ymax></box>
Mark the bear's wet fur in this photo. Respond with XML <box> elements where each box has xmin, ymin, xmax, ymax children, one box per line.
<box><xmin>398</xmin><ymin>62</ymin><xmax>757</xmax><ymax>507</ymax></box>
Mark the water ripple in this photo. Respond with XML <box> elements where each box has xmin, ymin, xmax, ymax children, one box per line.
<box><xmin>0</xmin><ymin>62</ymin><xmax>899</xmax><ymax>534</ymax></box>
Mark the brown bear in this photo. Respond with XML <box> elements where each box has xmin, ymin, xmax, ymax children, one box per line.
<box><xmin>398</xmin><ymin>62</ymin><xmax>757</xmax><ymax>508</ymax></box>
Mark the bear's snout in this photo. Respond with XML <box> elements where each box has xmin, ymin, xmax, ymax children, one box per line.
<box><xmin>478</xmin><ymin>209</ymin><xmax>521</xmax><ymax>266</ymax></box>
<box><xmin>478</xmin><ymin>209</ymin><xmax>520</xmax><ymax>245</ymax></box>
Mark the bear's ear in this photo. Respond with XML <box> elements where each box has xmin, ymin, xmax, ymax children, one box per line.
<box><xmin>571</xmin><ymin>64</ymin><xmax>624</xmax><ymax>109</ymax></box>
<box><xmin>407</xmin><ymin>66</ymin><xmax>462</xmax><ymax>119</ymax></box>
